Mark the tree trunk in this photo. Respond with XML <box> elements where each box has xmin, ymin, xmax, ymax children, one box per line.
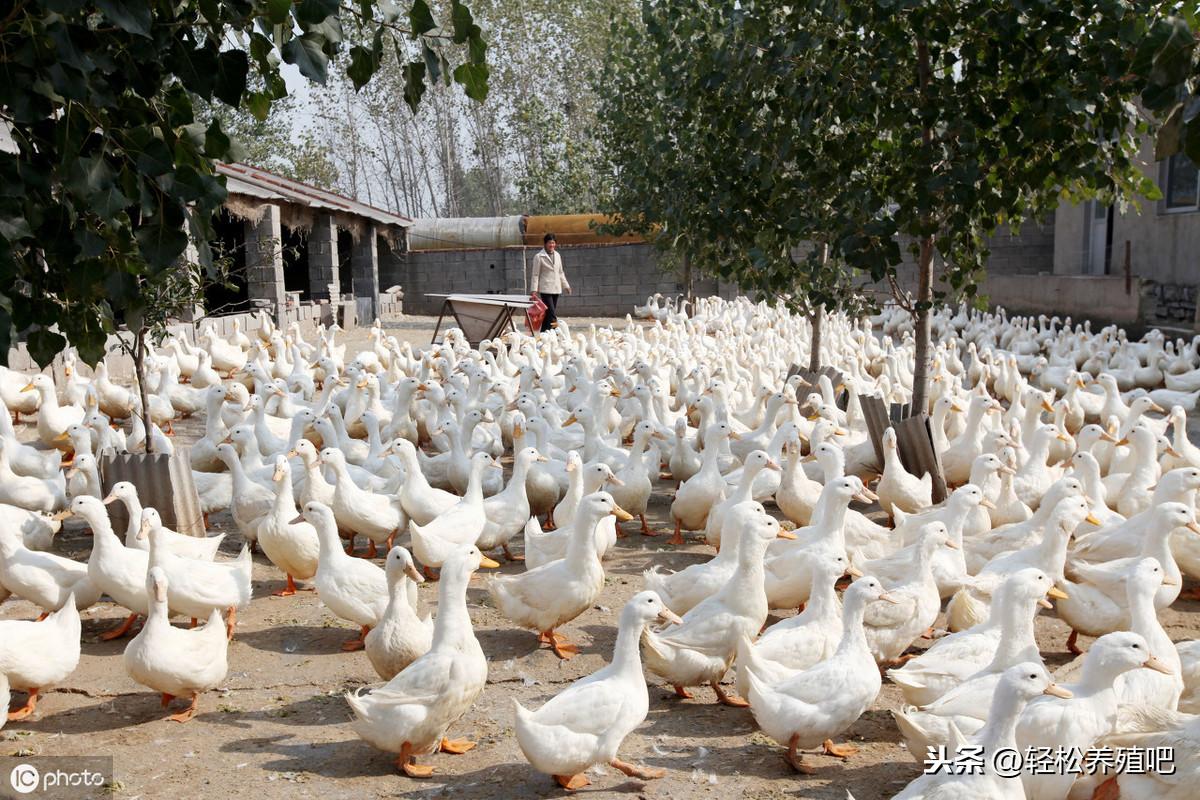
<box><xmin>133</xmin><ymin>327</ymin><xmax>154</xmax><ymax>454</ymax></box>
<box><xmin>910</xmin><ymin>39</ymin><xmax>935</xmax><ymax>416</ymax></box>
<box><xmin>809</xmin><ymin>242</ymin><xmax>829</xmax><ymax>372</ymax></box>
<box><xmin>809</xmin><ymin>306</ymin><xmax>823</xmax><ymax>373</ymax></box>
<box><xmin>910</xmin><ymin>235</ymin><xmax>935</xmax><ymax>414</ymax></box>
<box><xmin>682</xmin><ymin>252</ymin><xmax>694</xmax><ymax>309</ymax></box>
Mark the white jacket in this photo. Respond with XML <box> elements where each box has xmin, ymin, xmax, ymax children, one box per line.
<box><xmin>529</xmin><ymin>249</ymin><xmax>570</xmax><ymax>294</ymax></box>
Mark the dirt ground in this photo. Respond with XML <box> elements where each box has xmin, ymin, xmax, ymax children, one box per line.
<box><xmin>2</xmin><ymin>314</ymin><xmax>1198</xmax><ymax>800</ymax></box>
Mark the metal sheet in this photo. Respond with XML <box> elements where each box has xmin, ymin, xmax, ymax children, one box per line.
<box><xmin>523</xmin><ymin>214</ymin><xmax>645</xmax><ymax>246</ymax></box>
<box><xmin>100</xmin><ymin>447</ymin><xmax>205</xmax><ymax>537</ymax></box>
<box><xmin>894</xmin><ymin>414</ymin><xmax>948</xmax><ymax>504</ymax></box>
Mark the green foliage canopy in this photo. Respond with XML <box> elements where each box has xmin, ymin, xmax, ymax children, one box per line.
<box><xmin>0</xmin><ymin>0</ymin><xmax>489</xmax><ymax>367</ymax></box>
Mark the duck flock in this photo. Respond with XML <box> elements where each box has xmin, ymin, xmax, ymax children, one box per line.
<box><xmin>1</xmin><ymin>297</ymin><xmax>1199</xmax><ymax>799</ymax></box>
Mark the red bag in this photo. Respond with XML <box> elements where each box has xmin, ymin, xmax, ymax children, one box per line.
<box><xmin>526</xmin><ymin>293</ymin><xmax>547</xmax><ymax>333</ymax></box>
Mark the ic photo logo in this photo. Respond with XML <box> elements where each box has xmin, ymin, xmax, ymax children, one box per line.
<box><xmin>9</xmin><ymin>764</ymin><xmax>39</xmax><ymax>795</ymax></box>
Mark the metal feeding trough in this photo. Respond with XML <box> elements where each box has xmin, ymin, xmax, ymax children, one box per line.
<box><xmin>859</xmin><ymin>395</ymin><xmax>948</xmax><ymax>504</ymax></box>
<box><xmin>100</xmin><ymin>446</ymin><xmax>205</xmax><ymax>537</ymax></box>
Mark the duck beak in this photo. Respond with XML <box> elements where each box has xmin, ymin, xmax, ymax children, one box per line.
<box><xmin>54</xmin><ymin>431</ymin><xmax>71</xmax><ymax>442</ymax></box>
<box><xmin>50</xmin><ymin>509</ymin><xmax>73</xmax><ymax>521</ymax></box>
<box><xmin>657</xmin><ymin>608</ymin><xmax>684</xmax><ymax>625</ymax></box>
<box><xmin>607</xmin><ymin>475</ymin><xmax>625</xmax><ymax>487</ymax></box>
<box><xmin>878</xmin><ymin>592</ymin><xmax>902</xmax><ymax>605</ymax></box>
<box><xmin>1042</xmin><ymin>400</ymin><xmax>1055</xmax><ymax>413</ymax></box>
<box><xmin>1056</xmin><ymin>433</ymin><xmax>1072</xmax><ymax>443</ymax></box>
<box><xmin>272</xmin><ymin>468</ymin><xmax>285</xmax><ymax>482</ymax></box>
<box><xmin>20</xmin><ymin>382</ymin><xmax>35</xmax><ymax>392</ymax></box>
<box><xmin>1150</xmin><ymin>402</ymin><xmax>1166</xmax><ymax>414</ymax></box>
<box><xmin>950</xmin><ymin>403</ymin><xmax>964</xmax><ymax>413</ymax></box>
<box><xmin>1115</xmin><ymin>437</ymin><xmax>1129</xmax><ymax>446</ymax></box>
<box><xmin>1163</xmin><ymin>575</ymin><xmax>1181</xmax><ymax>586</ymax></box>
<box><xmin>854</xmin><ymin>488</ymin><xmax>880</xmax><ymax>503</ymax></box>
<box><xmin>1084</xmin><ymin>512</ymin><xmax>1102</xmax><ymax>526</ymax></box>
<box><xmin>1047</xmin><ymin>586</ymin><xmax>1069</xmax><ymax>600</ymax></box>
<box><xmin>1166</xmin><ymin>446</ymin><xmax>1182</xmax><ymax>458</ymax></box>
<box><xmin>981</xmin><ymin>498</ymin><xmax>997</xmax><ymax>510</ymax></box>
<box><xmin>1043</xmin><ymin>683</ymin><xmax>1073</xmax><ymax>699</ymax></box>
<box><xmin>479</xmin><ymin>556</ymin><xmax>501</xmax><ymax>569</ymax></box>
<box><xmin>776</xmin><ymin>529</ymin><xmax>797</xmax><ymax>540</ymax></box>
<box><xmin>1000</xmin><ymin>465</ymin><xmax>1016</xmax><ymax>475</ymax></box>
<box><xmin>1186</xmin><ymin>521</ymin><xmax>1200</xmax><ymax>535</ymax></box>
<box><xmin>802</xmin><ymin>454</ymin><xmax>818</xmax><ymax>463</ymax></box>
<box><xmin>137</xmin><ymin>521</ymin><xmax>150</xmax><ymax>541</ymax></box>
<box><xmin>611</xmin><ymin>504</ymin><xmax>634</xmax><ymax>522</ymax></box>
<box><xmin>101</xmin><ymin>493</ymin><xmax>118</xmax><ymax>505</ymax></box>
<box><xmin>562</xmin><ymin>414</ymin><xmax>578</xmax><ymax>428</ymax></box>
<box><xmin>943</xmin><ymin>539</ymin><xmax>959</xmax><ymax>550</ymax></box>
<box><xmin>1143</xmin><ymin>655</ymin><xmax>1173</xmax><ymax>675</ymax></box>
<box><xmin>766</xmin><ymin>460</ymin><xmax>781</xmax><ymax>472</ymax></box>
<box><xmin>847</xmin><ymin>565</ymin><xmax>864</xmax><ymax>578</ymax></box>
<box><xmin>405</xmin><ymin>564</ymin><xmax>425</xmax><ymax>583</ymax></box>
<box><xmin>1038</xmin><ymin>597</ymin><xmax>1055</xmax><ymax>609</ymax></box>
<box><xmin>728</xmin><ymin>431</ymin><xmax>742</xmax><ymax>440</ymax></box>
<box><xmin>289</xmin><ymin>514</ymin><xmax>304</xmax><ymax>524</ymax></box>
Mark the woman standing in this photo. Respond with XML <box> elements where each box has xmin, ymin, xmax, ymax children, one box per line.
<box><xmin>529</xmin><ymin>233</ymin><xmax>571</xmax><ymax>331</ymax></box>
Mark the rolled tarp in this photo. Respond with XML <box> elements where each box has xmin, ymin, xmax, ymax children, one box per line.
<box><xmin>407</xmin><ymin>215</ymin><xmax>527</xmax><ymax>251</ymax></box>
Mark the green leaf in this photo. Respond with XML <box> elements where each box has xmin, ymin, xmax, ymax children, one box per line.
<box><xmin>1156</xmin><ymin>104</ymin><xmax>1184</xmax><ymax>160</ymax></box>
<box><xmin>135</xmin><ymin>220</ymin><xmax>189</xmax><ymax>270</ymax></box>
<box><xmin>295</xmin><ymin>0</ymin><xmax>338</xmax><ymax>26</ymax></box>
<box><xmin>205</xmin><ymin>118</ymin><xmax>232</xmax><ymax>158</ymax></box>
<box><xmin>0</xmin><ymin>215</ymin><xmax>32</xmax><ymax>242</ymax></box>
<box><xmin>449</xmin><ymin>0</ymin><xmax>479</xmax><ymax>44</ymax></box>
<box><xmin>282</xmin><ymin>33</ymin><xmax>329</xmax><ymax>84</ymax></box>
<box><xmin>402</xmin><ymin>61</ymin><xmax>427</xmax><ymax>113</ymax></box>
<box><xmin>26</xmin><ymin>328</ymin><xmax>67</xmax><ymax>369</ymax></box>
<box><xmin>452</xmin><ymin>61</ymin><xmax>489</xmax><ymax>102</ymax></box>
<box><xmin>244</xmin><ymin>91</ymin><xmax>272</xmax><ymax>121</ymax></box>
<box><xmin>264</xmin><ymin>0</ymin><xmax>291</xmax><ymax>25</ymax></box>
<box><xmin>135</xmin><ymin>138</ymin><xmax>174</xmax><ymax>177</ymax></box>
<box><xmin>421</xmin><ymin>42</ymin><xmax>443</xmax><ymax>85</ymax></box>
<box><xmin>347</xmin><ymin>45</ymin><xmax>380</xmax><ymax>90</ymax></box>
<box><xmin>214</xmin><ymin>51</ymin><xmax>250</xmax><ymax>107</ymax></box>
<box><xmin>95</xmin><ymin>0</ymin><xmax>152</xmax><ymax>37</ymax></box>
<box><xmin>409</xmin><ymin>0</ymin><xmax>437</xmax><ymax>36</ymax></box>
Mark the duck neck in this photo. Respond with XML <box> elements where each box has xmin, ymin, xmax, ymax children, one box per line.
<box><xmin>464</xmin><ymin>462</ymin><xmax>487</xmax><ymax>505</ymax></box>
<box><xmin>806</xmin><ymin>568</ymin><xmax>841</xmax><ymax>619</ymax></box>
<box><xmin>976</xmin><ymin>686</ymin><xmax>1026</xmax><ymax>756</ymax></box>
<box><xmin>989</xmin><ymin>596</ymin><xmax>1040</xmax><ymax>669</ymax></box>
<box><xmin>1127</xmin><ymin>579</ymin><xmax>1159</xmax><ymax>641</ymax></box>
<box><xmin>273</xmin><ymin>473</ymin><xmax>298</xmax><ymax>517</ymax></box>
<box><xmin>429</xmin><ymin>566</ymin><xmax>473</xmax><ymax>650</ymax></box>
<box><xmin>610</xmin><ymin>615</ymin><xmax>648</xmax><ymax>675</ymax></box>
<box><xmin>566</xmin><ymin>510</ymin><xmax>605</xmax><ymax>566</ymax></box>
<box><xmin>121</xmin><ymin>496</ymin><xmax>143</xmax><ymax>546</ymax></box>
<box><xmin>834</xmin><ymin>591</ymin><xmax>872</xmax><ymax>658</ymax></box>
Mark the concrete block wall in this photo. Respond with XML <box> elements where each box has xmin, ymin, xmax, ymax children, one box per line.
<box><xmin>393</xmin><ymin>243</ymin><xmax>732</xmax><ymax>316</ymax></box>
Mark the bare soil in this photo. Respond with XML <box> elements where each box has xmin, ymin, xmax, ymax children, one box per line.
<box><xmin>2</xmin><ymin>315</ymin><xmax>1197</xmax><ymax>800</ymax></box>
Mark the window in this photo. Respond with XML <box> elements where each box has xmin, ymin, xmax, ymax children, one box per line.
<box><xmin>1165</xmin><ymin>152</ymin><xmax>1199</xmax><ymax>211</ymax></box>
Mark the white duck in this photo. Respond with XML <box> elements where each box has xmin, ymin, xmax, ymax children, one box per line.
<box><xmin>475</xmin><ymin>446</ymin><xmax>545</xmax><ymax>561</ymax></box>
<box><xmin>643</xmin><ymin>502</ymin><xmax>774</xmax><ymax>616</ymax></box>
<box><xmin>1016</xmin><ymin>631</ymin><xmax>1173</xmax><ymax>800</ymax></box>
<box><xmin>876</xmin><ymin>427</ymin><xmax>934</xmax><ymax>517</ymax></box>
<box><xmin>141</xmin><ymin>508</ymin><xmax>251</xmax><ymax>638</ymax></box>
<box><xmin>258</xmin><ymin>456</ymin><xmax>320</xmax><ymax>597</ymax></box>
<box><xmin>103</xmin><ymin>481</ymin><xmax>226</xmax><ymax>560</ymax></box>
<box><xmin>123</xmin><ymin>567</ymin><xmax>229</xmax><ymax>722</ymax></box>
<box><xmin>409</xmin><ymin>452</ymin><xmax>498</xmax><ymax>575</ymax></box>
<box><xmin>890</xmin><ymin>663</ymin><xmax>1072</xmax><ymax>800</ymax></box>
<box><xmin>740</xmin><ymin>576</ymin><xmax>896</xmax><ymax>773</ymax></box>
<box><xmin>0</xmin><ymin>525</ymin><xmax>100</xmax><ymax>612</ymax></box>
<box><xmin>642</xmin><ymin>504</ymin><xmax>787</xmax><ymax>704</ymax></box>
<box><xmin>364</xmin><ymin>546</ymin><xmax>433</xmax><ymax>681</ymax></box>
<box><xmin>734</xmin><ymin>550</ymin><xmax>855</xmax><ymax>697</ymax></box>
<box><xmin>668</xmin><ymin>422</ymin><xmax>737</xmax><ymax>544</ymax></box>
<box><xmin>303</xmin><ymin>501</ymin><xmax>391</xmax><ymax>651</ymax></box>
<box><xmin>0</xmin><ymin>597</ymin><xmax>81</xmax><ymax>721</ymax></box>
<box><xmin>488</xmin><ymin>492</ymin><xmax>625</xmax><ymax>658</ymax></box>
<box><xmin>345</xmin><ymin>544</ymin><xmax>490</xmax><ymax>778</ymax></box>
<box><xmin>513</xmin><ymin>590</ymin><xmax>680</xmax><ymax>791</ymax></box>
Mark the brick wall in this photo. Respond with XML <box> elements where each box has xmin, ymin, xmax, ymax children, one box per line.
<box><xmin>392</xmin><ymin>243</ymin><xmax>734</xmax><ymax>316</ymax></box>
